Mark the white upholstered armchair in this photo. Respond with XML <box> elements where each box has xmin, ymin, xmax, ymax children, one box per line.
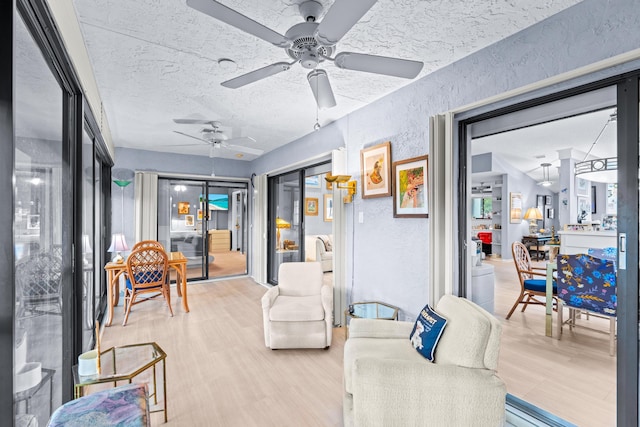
<box><xmin>343</xmin><ymin>295</ymin><xmax>506</xmax><ymax>426</ymax></box>
<box><xmin>261</xmin><ymin>262</ymin><xmax>333</xmax><ymax>349</ymax></box>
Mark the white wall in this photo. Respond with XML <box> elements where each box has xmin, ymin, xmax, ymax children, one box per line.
<box><xmin>250</xmin><ymin>0</ymin><xmax>640</xmax><ymax>321</ymax></box>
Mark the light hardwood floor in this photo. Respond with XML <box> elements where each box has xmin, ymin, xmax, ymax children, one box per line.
<box><xmin>489</xmin><ymin>257</ymin><xmax>616</xmax><ymax>427</ymax></box>
<box><xmin>100</xmin><ymin>265</ymin><xmax>616</xmax><ymax>427</ymax></box>
<box><xmin>100</xmin><ymin>277</ymin><xmax>345</xmax><ymax>426</ymax></box>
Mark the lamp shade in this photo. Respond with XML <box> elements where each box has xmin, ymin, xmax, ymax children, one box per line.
<box><xmin>81</xmin><ymin>234</ymin><xmax>93</xmax><ymax>254</ymax></box>
<box><xmin>107</xmin><ymin>233</ymin><xmax>129</xmax><ymax>252</ymax></box>
<box><xmin>524</xmin><ymin>207</ymin><xmax>543</xmax><ymax>221</ymax></box>
<box><xmin>275</xmin><ymin>217</ymin><xmax>291</xmax><ymax>229</ymax></box>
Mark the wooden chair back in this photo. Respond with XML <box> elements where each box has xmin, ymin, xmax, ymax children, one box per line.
<box><xmin>126</xmin><ymin>247</ymin><xmax>169</xmax><ymax>291</ymax></box>
<box><xmin>131</xmin><ymin>240</ymin><xmax>165</xmax><ymax>252</ymax></box>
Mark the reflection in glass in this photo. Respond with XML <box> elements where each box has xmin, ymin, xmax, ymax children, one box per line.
<box><xmin>14</xmin><ymin>11</ymin><xmax>64</xmax><ymax>425</ymax></box>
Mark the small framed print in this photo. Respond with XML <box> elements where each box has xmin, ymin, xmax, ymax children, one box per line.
<box><xmin>185</xmin><ymin>215</ymin><xmax>194</xmax><ymax>227</ymax></box>
<box><xmin>576</xmin><ymin>177</ymin><xmax>589</xmax><ymax>197</ymax></box>
<box><xmin>178</xmin><ymin>202</ymin><xmax>190</xmax><ymax>215</ymax></box>
<box><xmin>305</xmin><ymin>198</ymin><xmax>319</xmax><ymax>216</ymax></box>
<box><xmin>27</xmin><ymin>215</ymin><xmax>40</xmax><ymax>230</ymax></box>
<box><xmin>392</xmin><ymin>155</ymin><xmax>428</xmax><ymax>218</ymax></box>
<box><xmin>361</xmin><ymin>141</ymin><xmax>392</xmax><ymax>199</ymax></box>
<box><xmin>305</xmin><ymin>175</ymin><xmax>321</xmax><ymax>188</ymax></box>
<box><xmin>324</xmin><ymin>194</ymin><xmax>333</xmax><ymax>222</ymax></box>
<box><xmin>510</xmin><ymin>192</ymin><xmax>523</xmax><ymax>223</ymax></box>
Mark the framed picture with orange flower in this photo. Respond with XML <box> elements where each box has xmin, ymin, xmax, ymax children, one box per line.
<box><xmin>360</xmin><ymin>141</ymin><xmax>392</xmax><ymax>199</ymax></box>
<box><xmin>392</xmin><ymin>155</ymin><xmax>428</xmax><ymax>218</ymax></box>
<box><xmin>177</xmin><ymin>201</ymin><xmax>190</xmax><ymax>215</ymax></box>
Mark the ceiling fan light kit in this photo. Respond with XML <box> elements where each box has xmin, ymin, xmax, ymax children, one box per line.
<box><xmin>186</xmin><ymin>0</ymin><xmax>424</xmax><ymax>109</ymax></box>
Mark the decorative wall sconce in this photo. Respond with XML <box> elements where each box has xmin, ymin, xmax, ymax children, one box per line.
<box><xmin>325</xmin><ymin>173</ymin><xmax>357</xmax><ymax>203</ymax></box>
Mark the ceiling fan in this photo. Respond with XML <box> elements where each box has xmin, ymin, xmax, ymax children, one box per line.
<box><xmin>186</xmin><ymin>0</ymin><xmax>424</xmax><ymax>109</ymax></box>
<box><xmin>173</xmin><ymin>119</ymin><xmax>264</xmax><ymax>157</ymax></box>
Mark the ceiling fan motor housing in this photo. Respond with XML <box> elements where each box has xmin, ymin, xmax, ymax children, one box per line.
<box><xmin>285</xmin><ymin>22</ymin><xmax>334</xmax><ymax>66</ymax></box>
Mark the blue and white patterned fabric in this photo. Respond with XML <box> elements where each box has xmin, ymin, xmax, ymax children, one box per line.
<box><xmin>48</xmin><ymin>383</ymin><xmax>150</xmax><ymax>427</ymax></box>
<box><xmin>587</xmin><ymin>247</ymin><xmax>617</xmax><ymax>264</ymax></box>
<box><xmin>557</xmin><ymin>254</ymin><xmax>617</xmax><ymax>316</ymax></box>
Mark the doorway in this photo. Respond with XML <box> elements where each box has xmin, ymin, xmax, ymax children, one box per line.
<box><xmin>457</xmin><ymin>77</ymin><xmax>639</xmax><ymax>425</ymax></box>
<box><xmin>157</xmin><ymin>177</ymin><xmax>248</xmax><ymax>281</ymax></box>
<box><xmin>267</xmin><ymin>162</ymin><xmax>332</xmax><ymax>284</ymax></box>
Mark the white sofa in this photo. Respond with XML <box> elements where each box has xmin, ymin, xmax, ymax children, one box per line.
<box><xmin>343</xmin><ymin>295</ymin><xmax>506</xmax><ymax>427</ymax></box>
<box><xmin>305</xmin><ymin>234</ymin><xmax>333</xmax><ymax>272</ymax></box>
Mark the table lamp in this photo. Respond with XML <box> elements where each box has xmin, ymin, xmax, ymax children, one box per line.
<box><xmin>275</xmin><ymin>217</ymin><xmax>291</xmax><ymax>250</ymax></box>
<box><xmin>108</xmin><ymin>233</ymin><xmax>129</xmax><ymax>263</ymax></box>
<box><xmin>524</xmin><ymin>207</ymin><xmax>543</xmax><ymax>235</ymax></box>
<box><xmin>81</xmin><ymin>234</ymin><xmax>93</xmax><ymax>265</ymax></box>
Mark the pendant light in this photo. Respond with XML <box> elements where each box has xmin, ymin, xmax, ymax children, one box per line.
<box><xmin>537</xmin><ymin>163</ymin><xmax>553</xmax><ymax>187</ymax></box>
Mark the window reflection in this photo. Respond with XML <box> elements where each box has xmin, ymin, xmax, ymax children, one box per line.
<box><xmin>14</xmin><ymin>11</ymin><xmax>64</xmax><ymax>426</ymax></box>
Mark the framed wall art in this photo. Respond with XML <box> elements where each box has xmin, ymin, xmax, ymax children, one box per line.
<box><xmin>305</xmin><ymin>197</ymin><xmax>319</xmax><ymax>216</ymax></box>
<box><xmin>509</xmin><ymin>192</ymin><xmax>522</xmax><ymax>223</ymax></box>
<box><xmin>392</xmin><ymin>155</ymin><xmax>428</xmax><ymax>218</ymax></box>
<box><xmin>27</xmin><ymin>215</ymin><xmax>40</xmax><ymax>230</ymax></box>
<box><xmin>177</xmin><ymin>201</ymin><xmax>190</xmax><ymax>215</ymax></box>
<box><xmin>360</xmin><ymin>141</ymin><xmax>392</xmax><ymax>199</ymax></box>
<box><xmin>305</xmin><ymin>175</ymin><xmax>321</xmax><ymax>188</ymax></box>
<box><xmin>185</xmin><ymin>215</ymin><xmax>195</xmax><ymax>227</ymax></box>
<box><xmin>324</xmin><ymin>194</ymin><xmax>333</xmax><ymax>222</ymax></box>
<box><xmin>576</xmin><ymin>177</ymin><xmax>589</xmax><ymax>197</ymax></box>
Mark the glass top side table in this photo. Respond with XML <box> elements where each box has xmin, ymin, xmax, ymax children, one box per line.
<box><xmin>72</xmin><ymin>342</ymin><xmax>167</xmax><ymax>422</ymax></box>
<box><xmin>345</xmin><ymin>301</ymin><xmax>400</xmax><ymax>338</ymax></box>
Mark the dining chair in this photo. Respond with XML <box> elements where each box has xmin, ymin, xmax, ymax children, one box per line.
<box><xmin>506</xmin><ymin>241</ymin><xmax>558</xmax><ymax>319</ymax></box>
<box><xmin>556</xmin><ymin>253</ymin><xmax>617</xmax><ymax>356</ymax></box>
<box><xmin>123</xmin><ymin>246</ymin><xmax>173</xmax><ymax>326</ymax></box>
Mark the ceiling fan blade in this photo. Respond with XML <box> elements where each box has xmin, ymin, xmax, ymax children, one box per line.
<box><xmin>221</xmin><ymin>62</ymin><xmax>292</xmax><ymax>88</ymax></box>
<box><xmin>315</xmin><ymin>0</ymin><xmax>378</xmax><ymax>46</ymax></box>
<box><xmin>307</xmin><ymin>69</ymin><xmax>336</xmax><ymax>109</ymax></box>
<box><xmin>173</xmin><ymin>130</ymin><xmax>210</xmax><ymax>144</ymax></box>
<box><xmin>186</xmin><ymin>0</ymin><xmax>290</xmax><ymax>48</ymax></box>
<box><xmin>334</xmin><ymin>52</ymin><xmax>423</xmax><ymax>78</ymax></box>
<box><xmin>173</xmin><ymin>118</ymin><xmax>215</xmax><ymax>125</ymax></box>
<box><xmin>223</xmin><ymin>143</ymin><xmax>264</xmax><ymax>156</ymax></box>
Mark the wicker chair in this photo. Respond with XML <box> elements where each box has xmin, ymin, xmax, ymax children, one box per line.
<box><xmin>131</xmin><ymin>240</ymin><xmax>165</xmax><ymax>251</ymax></box>
<box><xmin>506</xmin><ymin>241</ymin><xmax>557</xmax><ymax>319</ymax></box>
<box><xmin>123</xmin><ymin>247</ymin><xmax>173</xmax><ymax>326</ymax></box>
<box><xmin>15</xmin><ymin>253</ymin><xmax>63</xmax><ymax>318</ymax></box>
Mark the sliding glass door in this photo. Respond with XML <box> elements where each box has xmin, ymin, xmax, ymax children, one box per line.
<box><xmin>268</xmin><ymin>171</ymin><xmax>303</xmax><ymax>284</ymax></box>
<box><xmin>267</xmin><ymin>162</ymin><xmax>332</xmax><ymax>284</ymax></box>
<box><xmin>158</xmin><ymin>177</ymin><xmax>248</xmax><ymax>281</ymax></box>
<box><xmin>458</xmin><ymin>75</ymin><xmax>640</xmax><ymax>425</ymax></box>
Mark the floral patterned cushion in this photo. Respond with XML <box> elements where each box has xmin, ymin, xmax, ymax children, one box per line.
<box><xmin>557</xmin><ymin>254</ymin><xmax>617</xmax><ymax>316</ymax></box>
<box><xmin>48</xmin><ymin>383</ymin><xmax>149</xmax><ymax>427</ymax></box>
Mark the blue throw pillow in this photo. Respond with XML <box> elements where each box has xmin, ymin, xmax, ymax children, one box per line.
<box><xmin>409</xmin><ymin>304</ymin><xmax>448</xmax><ymax>362</ymax></box>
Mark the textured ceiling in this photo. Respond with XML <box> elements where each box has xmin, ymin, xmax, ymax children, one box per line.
<box><xmin>72</xmin><ymin>0</ymin><xmax>582</xmax><ymax>161</ymax></box>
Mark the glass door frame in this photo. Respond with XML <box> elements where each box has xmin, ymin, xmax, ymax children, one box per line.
<box><xmin>159</xmin><ymin>176</ymin><xmax>249</xmax><ymax>282</ymax></box>
<box><xmin>456</xmin><ymin>72</ymin><xmax>640</xmax><ymax>425</ymax></box>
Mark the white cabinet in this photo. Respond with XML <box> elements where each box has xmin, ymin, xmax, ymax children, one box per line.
<box><xmin>558</xmin><ymin>230</ymin><xmax>616</xmax><ymax>255</ymax></box>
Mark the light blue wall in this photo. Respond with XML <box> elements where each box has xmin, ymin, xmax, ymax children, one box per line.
<box><xmin>109</xmin><ymin>0</ymin><xmax>640</xmax><ymax>321</ymax></box>
<box><xmin>246</xmin><ymin>0</ymin><xmax>640</xmax><ymax>321</ymax></box>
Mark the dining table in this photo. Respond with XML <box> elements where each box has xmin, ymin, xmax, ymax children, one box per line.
<box><xmin>104</xmin><ymin>251</ymin><xmax>189</xmax><ymax>326</ymax></box>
